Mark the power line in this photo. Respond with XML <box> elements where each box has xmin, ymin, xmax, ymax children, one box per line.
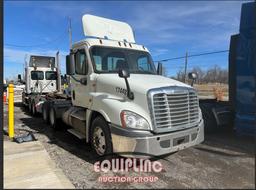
<box><xmin>164</xmin><ymin>61</ymin><xmax>228</xmax><ymax>68</ymax></box>
<box><xmin>154</xmin><ymin>50</ymin><xmax>229</xmax><ymax>62</ymax></box>
<box><xmin>4</xmin><ymin>31</ymin><xmax>67</xmax><ymax>48</ymax></box>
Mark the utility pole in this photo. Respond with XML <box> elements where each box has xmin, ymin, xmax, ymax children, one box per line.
<box><xmin>184</xmin><ymin>51</ymin><xmax>188</xmax><ymax>83</ymax></box>
<box><xmin>56</xmin><ymin>51</ymin><xmax>61</xmax><ymax>93</ymax></box>
<box><xmin>68</xmin><ymin>17</ymin><xmax>72</xmax><ymax>50</ymax></box>
<box><xmin>24</xmin><ymin>54</ymin><xmax>28</xmax><ymax>80</ymax></box>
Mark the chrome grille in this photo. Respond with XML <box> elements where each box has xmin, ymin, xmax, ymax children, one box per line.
<box><xmin>148</xmin><ymin>87</ymin><xmax>200</xmax><ymax>133</ymax></box>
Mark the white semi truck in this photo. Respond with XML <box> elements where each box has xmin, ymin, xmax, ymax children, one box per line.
<box><xmin>19</xmin><ymin>54</ymin><xmax>61</xmax><ymax>115</ymax></box>
<box><xmin>27</xmin><ymin>15</ymin><xmax>204</xmax><ymax>157</ymax></box>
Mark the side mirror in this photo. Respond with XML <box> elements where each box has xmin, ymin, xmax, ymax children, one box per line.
<box><xmin>4</xmin><ymin>84</ymin><xmax>8</xmax><ymax>91</ymax></box>
<box><xmin>118</xmin><ymin>69</ymin><xmax>134</xmax><ymax>100</ymax></box>
<box><xmin>118</xmin><ymin>69</ymin><xmax>130</xmax><ymax>78</ymax></box>
<box><xmin>188</xmin><ymin>72</ymin><xmax>197</xmax><ymax>80</ymax></box>
<box><xmin>157</xmin><ymin>62</ymin><xmax>163</xmax><ymax>75</ymax></box>
<box><xmin>66</xmin><ymin>54</ymin><xmax>75</xmax><ymax>75</ymax></box>
<box><xmin>18</xmin><ymin>74</ymin><xmax>22</xmax><ymax>81</ymax></box>
<box><xmin>188</xmin><ymin>72</ymin><xmax>197</xmax><ymax>86</ymax></box>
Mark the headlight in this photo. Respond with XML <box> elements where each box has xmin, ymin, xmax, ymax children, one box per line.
<box><xmin>120</xmin><ymin>110</ymin><xmax>150</xmax><ymax>130</ymax></box>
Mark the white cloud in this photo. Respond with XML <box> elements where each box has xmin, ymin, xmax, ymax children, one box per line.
<box><xmin>4</xmin><ymin>47</ymin><xmax>69</xmax><ymax>72</ymax></box>
<box><xmin>151</xmin><ymin>48</ymin><xmax>169</xmax><ymax>57</ymax></box>
<box><xmin>125</xmin><ymin>1</ymin><xmax>244</xmax><ymax>48</ymax></box>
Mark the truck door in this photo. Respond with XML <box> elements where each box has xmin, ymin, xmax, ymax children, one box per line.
<box><xmin>71</xmin><ymin>48</ymin><xmax>91</xmax><ymax>108</ymax></box>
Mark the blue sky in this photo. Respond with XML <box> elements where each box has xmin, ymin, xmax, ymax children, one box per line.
<box><xmin>4</xmin><ymin>0</ymin><xmax>250</xmax><ymax>79</ymax></box>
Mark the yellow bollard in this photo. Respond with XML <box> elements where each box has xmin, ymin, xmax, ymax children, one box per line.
<box><xmin>8</xmin><ymin>84</ymin><xmax>14</xmax><ymax>139</ymax></box>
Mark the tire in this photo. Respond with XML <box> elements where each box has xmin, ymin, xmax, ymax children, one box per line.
<box><xmin>90</xmin><ymin>116</ymin><xmax>113</xmax><ymax>157</ymax></box>
<box><xmin>49</xmin><ymin>106</ymin><xmax>60</xmax><ymax>130</ymax></box>
<box><xmin>28</xmin><ymin>100</ymin><xmax>33</xmax><ymax>114</ymax></box>
<box><xmin>42</xmin><ymin>103</ymin><xmax>49</xmax><ymax>124</ymax></box>
<box><xmin>31</xmin><ymin>101</ymin><xmax>37</xmax><ymax>116</ymax></box>
<box><xmin>200</xmin><ymin>104</ymin><xmax>217</xmax><ymax>133</ymax></box>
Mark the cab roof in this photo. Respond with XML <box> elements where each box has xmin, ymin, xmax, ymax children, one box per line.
<box><xmin>72</xmin><ymin>37</ymin><xmax>149</xmax><ymax>53</ymax></box>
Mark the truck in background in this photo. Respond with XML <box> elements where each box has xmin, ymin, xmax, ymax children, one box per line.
<box><xmin>19</xmin><ymin>53</ymin><xmax>62</xmax><ymax>115</ymax></box>
<box><xmin>20</xmin><ymin>15</ymin><xmax>204</xmax><ymax>157</ymax></box>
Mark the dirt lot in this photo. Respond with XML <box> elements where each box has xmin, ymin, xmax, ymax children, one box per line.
<box><xmin>3</xmin><ymin>102</ymin><xmax>255</xmax><ymax>189</ymax></box>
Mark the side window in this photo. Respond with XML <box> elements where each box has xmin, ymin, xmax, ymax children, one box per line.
<box><xmin>137</xmin><ymin>56</ymin><xmax>150</xmax><ymax>71</ymax></box>
<box><xmin>75</xmin><ymin>50</ymin><xmax>88</xmax><ymax>75</ymax></box>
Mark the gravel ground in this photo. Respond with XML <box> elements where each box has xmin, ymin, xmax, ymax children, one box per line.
<box><xmin>3</xmin><ymin>102</ymin><xmax>255</xmax><ymax>189</ymax></box>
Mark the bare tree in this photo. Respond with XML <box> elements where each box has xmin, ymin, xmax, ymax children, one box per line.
<box><xmin>174</xmin><ymin>65</ymin><xmax>228</xmax><ymax>84</ymax></box>
<box><xmin>176</xmin><ymin>68</ymin><xmax>185</xmax><ymax>82</ymax></box>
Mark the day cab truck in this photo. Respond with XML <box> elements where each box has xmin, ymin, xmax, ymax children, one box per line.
<box><xmin>19</xmin><ymin>54</ymin><xmax>61</xmax><ymax>115</ymax></box>
<box><xmin>34</xmin><ymin>15</ymin><xmax>204</xmax><ymax>157</ymax></box>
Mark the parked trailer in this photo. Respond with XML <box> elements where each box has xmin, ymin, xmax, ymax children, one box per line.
<box><xmin>199</xmin><ymin>2</ymin><xmax>256</xmax><ymax>136</ymax></box>
<box><xmin>30</xmin><ymin>15</ymin><xmax>204</xmax><ymax>157</ymax></box>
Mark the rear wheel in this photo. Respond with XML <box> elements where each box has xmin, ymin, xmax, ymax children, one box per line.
<box><xmin>49</xmin><ymin>107</ymin><xmax>60</xmax><ymax>130</ymax></box>
<box><xmin>42</xmin><ymin>103</ymin><xmax>49</xmax><ymax>124</ymax></box>
<box><xmin>31</xmin><ymin>101</ymin><xmax>37</xmax><ymax>116</ymax></box>
<box><xmin>28</xmin><ymin>100</ymin><xmax>32</xmax><ymax>114</ymax></box>
<box><xmin>200</xmin><ymin>104</ymin><xmax>217</xmax><ymax>133</ymax></box>
<box><xmin>90</xmin><ymin>116</ymin><xmax>113</xmax><ymax>157</ymax></box>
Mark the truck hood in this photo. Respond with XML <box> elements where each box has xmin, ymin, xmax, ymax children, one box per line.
<box><xmin>96</xmin><ymin>73</ymin><xmax>191</xmax><ymax>93</ymax></box>
<box><xmin>93</xmin><ymin>74</ymin><xmax>194</xmax><ymax>129</ymax></box>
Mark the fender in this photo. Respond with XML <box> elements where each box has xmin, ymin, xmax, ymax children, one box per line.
<box><xmin>85</xmin><ymin>109</ymin><xmax>111</xmax><ymax>143</ymax></box>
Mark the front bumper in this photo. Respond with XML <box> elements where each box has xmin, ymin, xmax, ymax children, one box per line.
<box><xmin>110</xmin><ymin>120</ymin><xmax>204</xmax><ymax>156</ymax></box>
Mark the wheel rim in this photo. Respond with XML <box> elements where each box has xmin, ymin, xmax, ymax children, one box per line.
<box><xmin>49</xmin><ymin>109</ymin><xmax>55</xmax><ymax>126</ymax></box>
<box><xmin>93</xmin><ymin>127</ymin><xmax>106</xmax><ymax>155</ymax></box>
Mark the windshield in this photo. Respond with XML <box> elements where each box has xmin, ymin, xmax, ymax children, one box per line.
<box><xmin>45</xmin><ymin>71</ymin><xmax>57</xmax><ymax>80</ymax></box>
<box><xmin>31</xmin><ymin>71</ymin><xmax>44</xmax><ymax>80</ymax></box>
<box><xmin>90</xmin><ymin>46</ymin><xmax>157</xmax><ymax>74</ymax></box>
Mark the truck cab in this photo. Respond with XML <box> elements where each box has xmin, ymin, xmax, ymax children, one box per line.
<box><xmin>24</xmin><ymin>55</ymin><xmax>57</xmax><ymax>94</ymax></box>
<box><xmin>47</xmin><ymin>15</ymin><xmax>204</xmax><ymax>157</ymax></box>
<box><xmin>21</xmin><ymin>55</ymin><xmax>58</xmax><ymax>114</ymax></box>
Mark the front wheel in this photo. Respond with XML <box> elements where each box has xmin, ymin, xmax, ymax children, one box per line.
<box><xmin>90</xmin><ymin>117</ymin><xmax>113</xmax><ymax>157</ymax></box>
